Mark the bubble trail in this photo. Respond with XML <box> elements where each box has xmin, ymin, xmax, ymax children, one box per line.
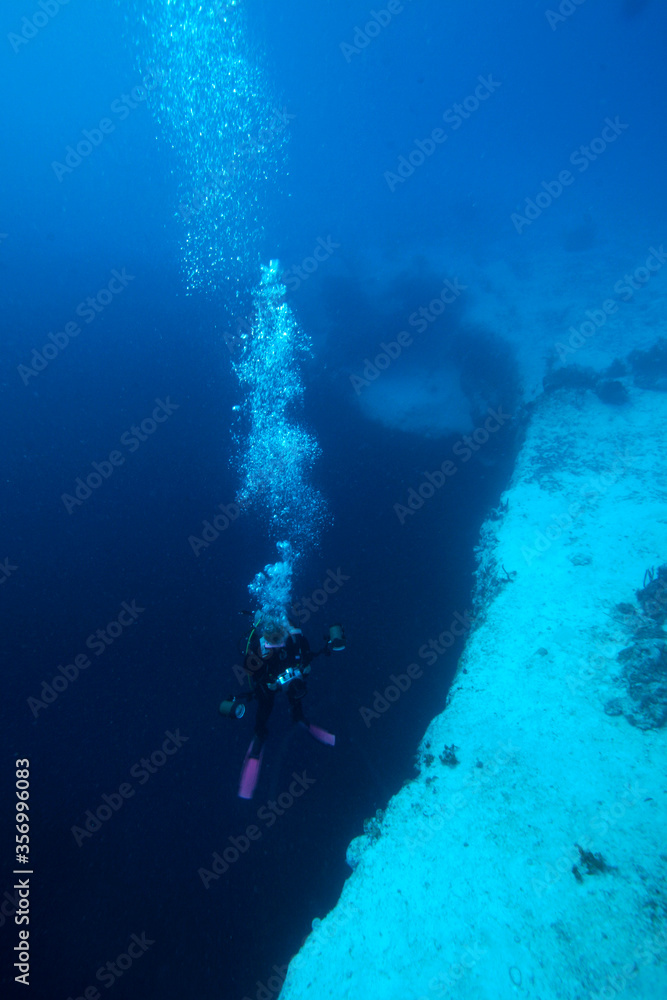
<box><xmin>232</xmin><ymin>260</ymin><xmax>328</xmax><ymax>556</ymax></box>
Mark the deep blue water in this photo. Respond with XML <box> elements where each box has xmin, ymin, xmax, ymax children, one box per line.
<box><xmin>2</xmin><ymin>1</ymin><xmax>665</xmax><ymax>998</ymax></box>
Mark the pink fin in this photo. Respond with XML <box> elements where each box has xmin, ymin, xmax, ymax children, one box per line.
<box><xmin>308</xmin><ymin>724</ymin><xmax>336</xmax><ymax>746</ymax></box>
<box><xmin>238</xmin><ymin>744</ymin><xmax>263</xmax><ymax>799</ymax></box>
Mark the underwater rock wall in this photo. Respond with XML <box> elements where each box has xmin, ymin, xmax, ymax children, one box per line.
<box><xmin>278</xmin><ymin>385</ymin><xmax>667</xmax><ymax>1000</ymax></box>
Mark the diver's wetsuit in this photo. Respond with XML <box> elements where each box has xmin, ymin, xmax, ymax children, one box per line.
<box><xmin>243</xmin><ymin>629</ymin><xmax>313</xmax><ymax>757</ymax></box>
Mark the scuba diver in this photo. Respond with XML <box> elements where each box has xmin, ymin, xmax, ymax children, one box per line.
<box><xmin>219</xmin><ymin>617</ymin><xmax>346</xmax><ymax>798</ymax></box>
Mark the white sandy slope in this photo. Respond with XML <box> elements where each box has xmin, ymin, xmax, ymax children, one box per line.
<box><xmin>278</xmin><ymin>386</ymin><xmax>667</xmax><ymax>1000</ymax></box>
